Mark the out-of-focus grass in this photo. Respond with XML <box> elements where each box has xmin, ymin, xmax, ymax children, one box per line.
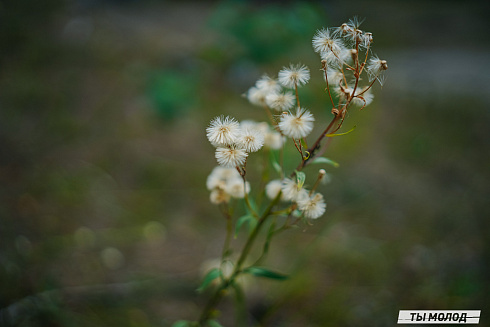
<box><xmin>1</xmin><ymin>1</ymin><xmax>489</xmax><ymax>326</ymax></box>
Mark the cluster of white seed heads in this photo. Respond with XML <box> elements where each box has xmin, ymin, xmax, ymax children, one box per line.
<box><xmin>205</xmin><ymin>17</ymin><xmax>387</xmax><ymax>221</ymax></box>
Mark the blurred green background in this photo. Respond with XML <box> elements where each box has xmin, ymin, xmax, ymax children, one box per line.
<box><xmin>1</xmin><ymin>0</ymin><xmax>489</xmax><ymax>326</ymax></box>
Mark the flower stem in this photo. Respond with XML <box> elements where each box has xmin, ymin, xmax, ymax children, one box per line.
<box><xmin>198</xmin><ymin>193</ymin><xmax>281</xmax><ymax>325</ymax></box>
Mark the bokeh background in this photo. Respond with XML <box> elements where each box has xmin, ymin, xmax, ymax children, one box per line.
<box><xmin>1</xmin><ymin>0</ymin><xmax>489</xmax><ymax>326</ymax></box>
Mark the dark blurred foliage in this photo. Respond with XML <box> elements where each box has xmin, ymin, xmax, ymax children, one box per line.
<box><xmin>1</xmin><ymin>0</ymin><xmax>490</xmax><ymax>326</ymax></box>
<box><xmin>205</xmin><ymin>1</ymin><xmax>325</xmax><ymax>63</ymax></box>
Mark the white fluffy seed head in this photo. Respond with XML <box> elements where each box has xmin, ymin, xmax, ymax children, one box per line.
<box><xmin>206</xmin><ymin>116</ymin><xmax>241</xmax><ymax>147</ymax></box>
<box><xmin>255</xmin><ymin>74</ymin><xmax>282</xmax><ymax>94</ymax></box>
<box><xmin>210</xmin><ymin>188</ymin><xmax>231</xmax><ymax>205</ymax></box>
<box><xmin>206</xmin><ymin>166</ymin><xmax>241</xmax><ymax>190</ymax></box>
<box><xmin>335</xmin><ymin>86</ymin><xmax>374</xmax><ymax>107</ymax></box>
<box><xmin>297</xmin><ymin>192</ymin><xmax>326</xmax><ymax>219</ymax></box>
<box><xmin>206</xmin><ymin>173</ymin><xmax>226</xmax><ymax>191</ymax></box>
<box><xmin>264</xmin><ymin>130</ymin><xmax>284</xmax><ymax>150</ymax></box>
<box><xmin>278</xmin><ymin>108</ymin><xmax>315</xmax><ymax>139</ymax></box>
<box><xmin>366</xmin><ymin>55</ymin><xmax>388</xmax><ymax>81</ymax></box>
<box><xmin>238</xmin><ymin>127</ymin><xmax>264</xmax><ymax>153</ymax></box>
<box><xmin>324</xmin><ymin>67</ymin><xmax>344</xmax><ymax>86</ymax></box>
<box><xmin>215</xmin><ymin>145</ymin><xmax>248</xmax><ymax>168</ymax></box>
<box><xmin>278</xmin><ymin>64</ymin><xmax>310</xmax><ymax>88</ymax></box>
<box><xmin>353</xmin><ymin>88</ymin><xmax>374</xmax><ymax>107</ymax></box>
<box><xmin>246</xmin><ymin>86</ymin><xmax>268</xmax><ymax>106</ymax></box>
<box><xmin>361</xmin><ymin>32</ymin><xmax>373</xmax><ymax>48</ymax></box>
<box><xmin>225</xmin><ymin>178</ymin><xmax>250</xmax><ymax>199</ymax></box>
<box><xmin>265</xmin><ymin>92</ymin><xmax>295</xmax><ymax>112</ymax></box>
<box><xmin>321</xmin><ymin>48</ymin><xmax>352</xmax><ymax>69</ymax></box>
<box><xmin>265</xmin><ymin>179</ymin><xmax>283</xmax><ymax>200</ymax></box>
<box><xmin>313</xmin><ymin>28</ymin><xmax>345</xmax><ymax>56</ymax></box>
<box><xmin>281</xmin><ymin>178</ymin><xmax>308</xmax><ymax>202</ymax></box>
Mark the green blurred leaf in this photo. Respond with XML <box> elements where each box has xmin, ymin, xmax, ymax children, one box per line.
<box><xmin>272</xmin><ymin>161</ymin><xmax>282</xmax><ymax>174</ymax></box>
<box><xmin>147</xmin><ymin>70</ymin><xmax>197</xmax><ymax>120</ymax></box>
<box><xmin>269</xmin><ymin>151</ymin><xmax>282</xmax><ymax>174</ymax></box>
<box><xmin>243</xmin><ymin>266</ymin><xmax>289</xmax><ymax>280</ymax></box>
<box><xmin>235</xmin><ymin>214</ymin><xmax>257</xmax><ymax>237</ymax></box>
<box><xmin>197</xmin><ymin>268</ymin><xmax>221</xmax><ymax>293</ymax></box>
<box><xmin>295</xmin><ymin>171</ymin><xmax>306</xmax><ymax>189</ymax></box>
<box><xmin>310</xmin><ymin>157</ymin><xmax>339</xmax><ymax>168</ymax></box>
<box><xmin>172</xmin><ymin>321</ymin><xmax>191</xmax><ymax>327</ymax></box>
<box><xmin>207</xmin><ymin>320</ymin><xmax>224</xmax><ymax>327</ymax></box>
<box><xmin>244</xmin><ymin>197</ymin><xmax>258</xmax><ymax>215</ymax></box>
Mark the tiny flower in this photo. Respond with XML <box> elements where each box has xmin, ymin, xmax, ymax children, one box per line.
<box><xmin>206</xmin><ymin>116</ymin><xmax>241</xmax><ymax>147</ymax></box>
<box><xmin>225</xmin><ymin>178</ymin><xmax>250</xmax><ymax>199</ymax></box>
<box><xmin>281</xmin><ymin>177</ymin><xmax>307</xmax><ymax>202</ymax></box>
<box><xmin>265</xmin><ymin>179</ymin><xmax>283</xmax><ymax>200</ymax></box>
<box><xmin>278</xmin><ymin>107</ymin><xmax>315</xmax><ymax>139</ymax></box>
<box><xmin>265</xmin><ymin>91</ymin><xmax>295</xmax><ymax>112</ymax></box>
<box><xmin>239</xmin><ymin>127</ymin><xmax>264</xmax><ymax>153</ymax></box>
<box><xmin>215</xmin><ymin>145</ymin><xmax>248</xmax><ymax>168</ymax></box>
<box><xmin>210</xmin><ymin>188</ymin><xmax>231</xmax><ymax>205</ymax></box>
<box><xmin>312</xmin><ymin>28</ymin><xmax>344</xmax><ymax>56</ymax></box>
<box><xmin>264</xmin><ymin>130</ymin><xmax>285</xmax><ymax>150</ymax></box>
<box><xmin>278</xmin><ymin>64</ymin><xmax>310</xmax><ymax>88</ymax></box>
<box><xmin>297</xmin><ymin>192</ymin><xmax>326</xmax><ymax>219</ymax></box>
<box><xmin>256</xmin><ymin>74</ymin><xmax>281</xmax><ymax>94</ymax></box>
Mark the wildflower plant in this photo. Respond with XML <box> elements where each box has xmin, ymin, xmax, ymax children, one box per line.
<box><xmin>180</xmin><ymin>18</ymin><xmax>387</xmax><ymax>327</ymax></box>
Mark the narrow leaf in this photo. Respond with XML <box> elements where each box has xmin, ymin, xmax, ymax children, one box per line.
<box><xmin>310</xmin><ymin>157</ymin><xmax>339</xmax><ymax>168</ymax></box>
<box><xmin>197</xmin><ymin>268</ymin><xmax>221</xmax><ymax>292</ymax></box>
<box><xmin>270</xmin><ymin>151</ymin><xmax>282</xmax><ymax>174</ymax></box>
<box><xmin>235</xmin><ymin>214</ymin><xmax>255</xmax><ymax>237</ymax></box>
<box><xmin>325</xmin><ymin>125</ymin><xmax>356</xmax><ymax>137</ymax></box>
<box><xmin>245</xmin><ymin>197</ymin><xmax>258</xmax><ymax>214</ymax></box>
<box><xmin>295</xmin><ymin>171</ymin><xmax>306</xmax><ymax>189</ymax></box>
<box><xmin>243</xmin><ymin>266</ymin><xmax>289</xmax><ymax>280</ymax></box>
<box><xmin>272</xmin><ymin>161</ymin><xmax>282</xmax><ymax>174</ymax></box>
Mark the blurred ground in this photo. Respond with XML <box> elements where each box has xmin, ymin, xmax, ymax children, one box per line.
<box><xmin>1</xmin><ymin>0</ymin><xmax>489</xmax><ymax>326</ymax></box>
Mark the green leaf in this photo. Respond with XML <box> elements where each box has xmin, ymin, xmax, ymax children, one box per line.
<box><xmin>207</xmin><ymin>320</ymin><xmax>224</xmax><ymax>327</ymax></box>
<box><xmin>269</xmin><ymin>151</ymin><xmax>282</xmax><ymax>174</ymax></box>
<box><xmin>172</xmin><ymin>321</ymin><xmax>191</xmax><ymax>327</ymax></box>
<box><xmin>245</xmin><ymin>197</ymin><xmax>258</xmax><ymax>214</ymax></box>
<box><xmin>310</xmin><ymin>157</ymin><xmax>339</xmax><ymax>168</ymax></box>
<box><xmin>197</xmin><ymin>268</ymin><xmax>221</xmax><ymax>292</ymax></box>
<box><xmin>243</xmin><ymin>266</ymin><xmax>289</xmax><ymax>280</ymax></box>
<box><xmin>325</xmin><ymin>125</ymin><xmax>356</xmax><ymax>137</ymax></box>
<box><xmin>235</xmin><ymin>214</ymin><xmax>257</xmax><ymax>237</ymax></box>
<box><xmin>272</xmin><ymin>161</ymin><xmax>282</xmax><ymax>174</ymax></box>
<box><xmin>295</xmin><ymin>171</ymin><xmax>306</xmax><ymax>189</ymax></box>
